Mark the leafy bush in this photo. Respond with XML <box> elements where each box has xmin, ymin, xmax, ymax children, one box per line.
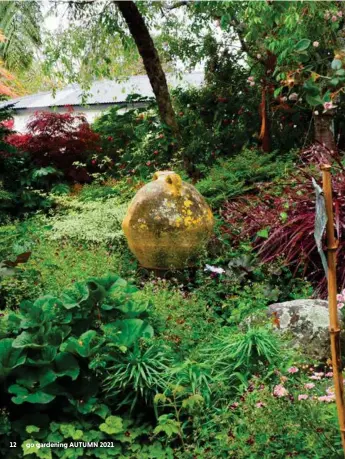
<box><xmin>0</xmin><ymin>274</ymin><xmax>173</xmax><ymax>456</ymax></box>
<box><xmin>93</xmin><ymin>98</ymin><xmax>176</xmax><ymax>179</ymax></box>
<box><xmin>196</xmin><ymin>148</ymin><xmax>295</xmax><ymax>208</ymax></box>
<box><xmin>6</xmin><ymin>110</ymin><xmax>101</xmax><ymax>182</ymax></box>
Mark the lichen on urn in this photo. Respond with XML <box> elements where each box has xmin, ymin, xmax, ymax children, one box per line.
<box><xmin>122</xmin><ymin>171</ymin><xmax>214</xmax><ymax>269</ymax></box>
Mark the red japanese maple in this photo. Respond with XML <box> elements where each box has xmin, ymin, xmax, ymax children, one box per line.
<box><xmin>6</xmin><ymin>111</ymin><xmax>101</xmax><ymax>182</ymax></box>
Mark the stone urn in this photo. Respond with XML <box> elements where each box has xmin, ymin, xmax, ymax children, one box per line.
<box><xmin>122</xmin><ymin>171</ymin><xmax>214</xmax><ymax>269</ymax></box>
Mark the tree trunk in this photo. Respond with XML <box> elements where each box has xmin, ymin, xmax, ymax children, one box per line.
<box><xmin>115</xmin><ymin>1</ymin><xmax>178</xmax><ymax>137</ymax></box>
<box><xmin>259</xmin><ymin>85</ymin><xmax>270</xmax><ymax>152</ymax></box>
<box><xmin>314</xmin><ymin>112</ymin><xmax>336</xmax><ymax>152</ymax></box>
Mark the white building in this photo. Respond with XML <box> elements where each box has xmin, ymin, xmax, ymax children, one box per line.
<box><xmin>0</xmin><ymin>73</ymin><xmax>204</xmax><ymax>132</ymax></box>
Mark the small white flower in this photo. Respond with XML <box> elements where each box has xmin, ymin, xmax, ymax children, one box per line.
<box><xmin>314</xmin><ymin>110</ymin><xmax>319</xmax><ymax>115</ymax></box>
<box><xmin>289</xmin><ymin>93</ymin><xmax>298</xmax><ymax>101</ymax></box>
<box><xmin>204</xmin><ymin>264</ymin><xmax>225</xmax><ymax>274</ymax></box>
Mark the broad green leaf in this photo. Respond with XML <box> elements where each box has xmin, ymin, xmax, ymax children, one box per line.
<box><xmin>99</xmin><ymin>416</ymin><xmax>123</xmax><ymax>435</ymax></box>
<box><xmin>294</xmin><ymin>39</ymin><xmax>311</xmax><ymax>52</ymax></box>
<box><xmin>60</xmin><ymin>330</ymin><xmax>103</xmax><ymax>358</ymax></box>
<box><xmin>55</xmin><ymin>352</ymin><xmax>79</xmax><ymax>380</ymax></box>
<box><xmin>59</xmin><ymin>424</ymin><xmax>83</xmax><ymax>440</ymax></box>
<box><xmin>0</xmin><ymin>338</ymin><xmax>26</xmax><ymax>376</ymax></box>
<box><xmin>305</xmin><ymin>94</ymin><xmax>323</xmax><ymax>107</ymax></box>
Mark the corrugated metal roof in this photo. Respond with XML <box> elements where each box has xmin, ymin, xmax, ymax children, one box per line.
<box><xmin>0</xmin><ymin>72</ymin><xmax>204</xmax><ymax>110</ymax></box>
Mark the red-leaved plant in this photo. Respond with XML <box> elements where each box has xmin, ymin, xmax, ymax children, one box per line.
<box><xmin>6</xmin><ymin>111</ymin><xmax>101</xmax><ymax>182</ymax></box>
<box><xmin>222</xmin><ymin>144</ymin><xmax>345</xmax><ymax>296</ymax></box>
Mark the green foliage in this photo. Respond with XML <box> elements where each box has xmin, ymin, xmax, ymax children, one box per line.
<box><xmin>196</xmin><ymin>148</ymin><xmax>295</xmax><ymax>207</ymax></box>
<box><xmin>103</xmin><ymin>341</ymin><xmax>174</xmax><ymax>411</ymax></box>
<box><xmin>204</xmin><ymin>326</ymin><xmax>280</xmax><ymax>383</ymax></box>
<box><xmin>0</xmin><ymin>1</ymin><xmax>42</xmax><ymax>71</ymax></box>
<box><xmin>44</xmin><ymin>196</ymin><xmax>127</xmax><ymax>246</ymax></box>
<box><xmin>93</xmin><ymin>100</ymin><xmax>177</xmax><ymax>179</ymax></box>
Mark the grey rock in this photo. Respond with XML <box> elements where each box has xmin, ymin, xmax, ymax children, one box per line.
<box><xmin>268</xmin><ymin>299</ymin><xmax>344</xmax><ymax>360</ymax></box>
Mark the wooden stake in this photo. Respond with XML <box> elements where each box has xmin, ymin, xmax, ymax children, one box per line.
<box><xmin>321</xmin><ymin>164</ymin><xmax>345</xmax><ymax>454</ymax></box>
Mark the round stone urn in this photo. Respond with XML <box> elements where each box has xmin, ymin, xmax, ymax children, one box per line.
<box><xmin>122</xmin><ymin>171</ymin><xmax>214</xmax><ymax>269</ymax></box>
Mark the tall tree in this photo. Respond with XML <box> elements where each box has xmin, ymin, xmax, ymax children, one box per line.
<box><xmin>44</xmin><ymin>1</ymin><xmax>178</xmax><ymax>137</ymax></box>
<box><xmin>115</xmin><ymin>1</ymin><xmax>178</xmax><ymax>135</ymax></box>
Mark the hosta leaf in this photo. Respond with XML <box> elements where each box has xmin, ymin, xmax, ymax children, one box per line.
<box><xmin>55</xmin><ymin>352</ymin><xmax>79</xmax><ymax>380</ymax></box>
<box><xmin>9</xmin><ymin>384</ymin><xmax>56</xmax><ymax>404</ymax></box>
<box><xmin>99</xmin><ymin>416</ymin><xmax>123</xmax><ymax>435</ymax></box>
<box><xmin>12</xmin><ymin>331</ymin><xmax>44</xmax><ymax>349</ymax></box>
<box><xmin>102</xmin><ymin>319</ymin><xmax>153</xmax><ymax>347</ymax></box>
<box><xmin>0</xmin><ymin>338</ymin><xmax>26</xmax><ymax>376</ymax></box>
<box><xmin>27</xmin><ymin>346</ymin><xmax>57</xmax><ymax>366</ymax></box>
<box><xmin>60</xmin><ymin>330</ymin><xmax>104</xmax><ymax>358</ymax></box>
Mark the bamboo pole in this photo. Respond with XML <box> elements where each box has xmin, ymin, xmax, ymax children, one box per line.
<box><xmin>321</xmin><ymin>164</ymin><xmax>345</xmax><ymax>454</ymax></box>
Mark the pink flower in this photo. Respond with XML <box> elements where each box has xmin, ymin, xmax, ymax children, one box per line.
<box><xmin>318</xmin><ymin>395</ymin><xmax>335</xmax><ymax>403</ymax></box>
<box><xmin>323</xmin><ymin>102</ymin><xmax>335</xmax><ymax>111</ymax></box>
<box><xmin>146</xmin><ymin>161</ymin><xmax>151</xmax><ymax>166</ymax></box>
<box><xmin>337</xmin><ymin>294</ymin><xmax>344</xmax><ymax>302</ymax></box>
<box><xmin>332</xmin><ymin>15</ymin><xmax>338</xmax><ymax>22</ymax></box>
<box><xmin>256</xmin><ymin>402</ymin><xmax>265</xmax><ymax>408</ymax></box>
<box><xmin>287</xmin><ymin>366</ymin><xmax>299</xmax><ymax>374</ymax></box>
<box><xmin>248</xmin><ymin>76</ymin><xmax>254</xmax><ymax>82</ymax></box>
<box><xmin>326</xmin><ymin>387</ymin><xmax>335</xmax><ymax>395</ymax></box>
<box><xmin>249</xmin><ymin>81</ymin><xmax>255</xmax><ymax>87</ymax></box>
<box><xmin>337</xmin><ymin>11</ymin><xmax>343</xmax><ymax>17</ymax></box>
<box><xmin>273</xmin><ymin>384</ymin><xmax>289</xmax><ymax>397</ymax></box>
<box><xmin>304</xmin><ymin>383</ymin><xmax>315</xmax><ymax>389</ymax></box>
<box><xmin>315</xmin><ymin>372</ymin><xmax>324</xmax><ymax>377</ymax></box>
<box><xmin>325</xmin><ymin>372</ymin><xmax>333</xmax><ymax>377</ymax></box>
<box><xmin>313</xmin><ymin>41</ymin><xmax>319</xmax><ymax>48</ymax></box>
<box><xmin>298</xmin><ymin>394</ymin><xmax>309</xmax><ymax>401</ymax></box>
<box><xmin>338</xmin><ymin>302</ymin><xmax>344</xmax><ymax>310</ymax></box>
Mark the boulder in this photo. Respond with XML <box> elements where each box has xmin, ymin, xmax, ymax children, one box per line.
<box><xmin>268</xmin><ymin>299</ymin><xmax>344</xmax><ymax>360</ymax></box>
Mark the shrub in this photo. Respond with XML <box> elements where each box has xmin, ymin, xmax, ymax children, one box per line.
<box><xmin>93</xmin><ymin>97</ymin><xmax>176</xmax><ymax>179</ymax></box>
<box><xmin>0</xmin><ymin>274</ymin><xmax>174</xmax><ymax>456</ymax></box>
<box><xmin>196</xmin><ymin>148</ymin><xmax>295</xmax><ymax>208</ymax></box>
<box><xmin>6</xmin><ymin>110</ymin><xmax>101</xmax><ymax>182</ymax></box>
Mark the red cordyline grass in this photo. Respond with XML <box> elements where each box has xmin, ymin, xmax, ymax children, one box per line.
<box><xmin>222</xmin><ymin>144</ymin><xmax>345</xmax><ymax>296</ymax></box>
